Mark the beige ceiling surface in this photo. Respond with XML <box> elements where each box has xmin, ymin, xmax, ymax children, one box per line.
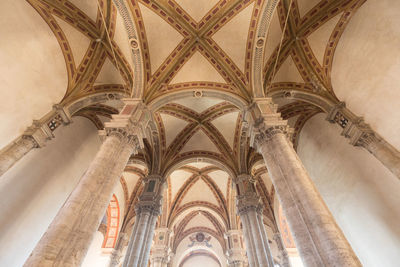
<box><xmin>181</xmin><ymin>130</ymin><xmax>220</xmax><ymax>154</ymax></box>
<box><xmin>171</xmin><ymin>97</ymin><xmax>224</xmax><ymax>113</ymax></box>
<box><xmin>272</xmin><ymin>56</ymin><xmax>304</xmax><ymax>83</ymax></box>
<box><xmin>307</xmin><ymin>13</ymin><xmax>342</xmax><ymax>65</ymax></box>
<box><xmin>170</xmin><ymin>51</ymin><xmax>226</xmax><ymax>84</ymax></box>
<box><xmin>298</xmin><ymin>0</ymin><xmax>321</xmax><ymax>18</ymax></box>
<box><xmin>95</xmin><ymin>58</ymin><xmax>125</xmax><ymax>85</ymax></box>
<box><xmin>54</xmin><ymin>17</ymin><xmax>91</xmax><ymax>66</ymax></box>
<box><xmin>160</xmin><ymin>113</ymin><xmax>189</xmax><ymax>147</ymax></box>
<box><xmin>212</xmin><ymin>2</ymin><xmax>254</xmax><ymax>72</ymax></box>
<box><xmin>69</xmin><ymin>0</ymin><xmax>98</xmax><ymax>21</ymax></box>
<box><xmin>175</xmin><ymin>0</ymin><xmax>219</xmax><ymax>22</ymax></box>
<box><xmin>139</xmin><ymin>3</ymin><xmax>184</xmax><ymax>73</ymax></box>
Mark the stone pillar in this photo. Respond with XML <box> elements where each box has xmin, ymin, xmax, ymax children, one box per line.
<box><xmin>327</xmin><ymin>102</ymin><xmax>400</xmax><ymax>180</ymax></box>
<box><xmin>235</xmin><ymin>174</ymin><xmax>274</xmax><ymax>267</ymax></box>
<box><xmin>123</xmin><ymin>175</ymin><xmax>163</xmax><ymax>267</ymax></box>
<box><xmin>0</xmin><ymin>104</ymin><xmax>71</xmax><ymax>177</ymax></box>
<box><xmin>150</xmin><ymin>228</ymin><xmax>172</xmax><ymax>267</ymax></box>
<box><xmin>250</xmin><ymin>98</ymin><xmax>361</xmax><ymax>267</ymax></box>
<box><xmin>24</xmin><ymin>99</ymin><xmax>148</xmax><ymax>267</ymax></box>
<box><xmin>273</xmin><ymin>232</ymin><xmax>291</xmax><ymax>267</ymax></box>
<box><xmin>225</xmin><ymin>230</ymin><xmax>247</xmax><ymax>267</ymax></box>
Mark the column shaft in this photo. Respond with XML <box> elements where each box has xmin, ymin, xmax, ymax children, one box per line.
<box><xmin>255</xmin><ymin>211</ymin><xmax>275</xmax><ymax>266</ymax></box>
<box><xmin>247</xmin><ymin>210</ymin><xmax>270</xmax><ymax>267</ymax></box>
<box><xmin>123</xmin><ymin>211</ymin><xmax>151</xmax><ymax>266</ymax></box>
<box><xmin>257</xmin><ymin>130</ymin><xmax>361</xmax><ymax>267</ymax></box>
<box><xmin>0</xmin><ymin>137</ymin><xmax>36</xmax><ymax>176</ymax></box>
<box><xmin>241</xmin><ymin>213</ymin><xmax>258</xmax><ymax>266</ymax></box>
<box><xmin>123</xmin><ymin>175</ymin><xmax>163</xmax><ymax>267</ymax></box>
<box><xmin>24</xmin><ymin>134</ymin><xmax>134</xmax><ymax>267</ymax></box>
<box><xmin>139</xmin><ymin>210</ymin><xmax>158</xmax><ymax>265</ymax></box>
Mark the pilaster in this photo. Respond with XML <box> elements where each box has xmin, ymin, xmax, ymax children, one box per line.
<box><xmin>327</xmin><ymin>102</ymin><xmax>400</xmax><ymax>179</ymax></box>
<box><xmin>225</xmin><ymin>230</ymin><xmax>247</xmax><ymax>267</ymax></box>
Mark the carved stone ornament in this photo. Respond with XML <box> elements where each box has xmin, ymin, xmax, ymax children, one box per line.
<box><xmin>248</xmin><ymin>98</ymin><xmax>293</xmax><ymax>149</ymax></box>
<box><xmin>236</xmin><ymin>193</ymin><xmax>263</xmax><ymax>215</ymax></box>
<box><xmin>188</xmin><ymin>232</ymin><xmax>212</xmax><ymax>248</ymax></box>
<box><xmin>99</xmin><ymin>99</ymin><xmax>150</xmax><ymax>154</ymax></box>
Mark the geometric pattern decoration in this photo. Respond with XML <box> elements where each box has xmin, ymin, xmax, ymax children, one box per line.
<box><xmin>278</xmin><ymin>204</ymin><xmax>295</xmax><ymax>249</ymax></box>
<box><xmin>212</xmin><ymin>2</ymin><xmax>254</xmax><ymax>72</ymax></box>
<box><xmin>307</xmin><ymin>13</ymin><xmax>342</xmax><ymax>65</ymax></box>
<box><xmin>102</xmin><ymin>194</ymin><xmax>120</xmax><ymax>248</ymax></box>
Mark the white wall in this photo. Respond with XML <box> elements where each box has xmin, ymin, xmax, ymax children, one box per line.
<box><xmin>297</xmin><ymin>114</ymin><xmax>400</xmax><ymax>267</ymax></box>
<box><xmin>81</xmin><ymin>231</ymin><xmax>111</xmax><ymax>267</ymax></box>
<box><xmin>0</xmin><ymin>117</ymin><xmax>100</xmax><ymax>267</ymax></box>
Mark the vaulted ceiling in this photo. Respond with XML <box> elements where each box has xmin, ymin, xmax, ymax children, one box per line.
<box><xmin>3</xmin><ymin>0</ymin><xmax>384</xmax><ymax>265</ymax></box>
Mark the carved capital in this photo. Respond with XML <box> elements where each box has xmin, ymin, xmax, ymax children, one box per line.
<box><xmin>236</xmin><ymin>194</ymin><xmax>262</xmax><ymax>215</ymax></box>
<box><xmin>100</xmin><ymin>99</ymin><xmax>150</xmax><ymax>154</ymax></box>
<box><xmin>253</xmin><ymin>124</ymin><xmax>291</xmax><ymax>149</ymax></box>
<box><xmin>226</xmin><ymin>248</ymin><xmax>247</xmax><ymax>265</ymax></box>
<box><xmin>135</xmin><ymin>198</ymin><xmax>162</xmax><ymax>216</ymax></box>
<box><xmin>248</xmin><ymin>98</ymin><xmax>292</xmax><ymax>149</ymax></box>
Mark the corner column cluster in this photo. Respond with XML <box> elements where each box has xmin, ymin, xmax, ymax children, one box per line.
<box><xmin>235</xmin><ymin>174</ymin><xmax>275</xmax><ymax>267</ymax></box>
<box><xmin>23</xmin><ymin>99</ymin><xmax>148</xmax><ymax>267</ymax></box>
<box><xmin>123</xmin><ymin>175</ymin><xmax>164</xmax><ymax>267</ymax></box>
<box><xmin>250</xmin><ymin>98</ymin><xmax>362</xmax><ymax>267</ymax></box>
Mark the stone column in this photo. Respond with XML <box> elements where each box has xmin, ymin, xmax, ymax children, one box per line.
<box><xmin>250</xmin><ymin>98</ymin><xmax>361</xmax><ymax>267</ymax></box>
<box><xmin>24</xmin><ymin>99</ymin><xmax>148</xmax><ymax>267</ymax></box>
<box><xmin>225</xmin><ymin>230</ymin><xmax>247</xmax><ymax>267</ymax></box>
<box><xmin>123</xmin><ymin>175</ymin><xmax>163</xmax><ymax>267</ymax></box>
<box><xmin>273</xmin><ymin>232</ymin><xmax>291</xmax><ymax>267</ymax></box>
<box><xmin>0</xmin><ymin>104</ymin><xmax>71</xmax><ymax>177</ymax></box>
<box><xmin>235</xmin><ymin>175</ymin><xmax>275</xmax><ymax>267</ymax></box>
<box><xmin>150</xmin><ymin>228</ymin><xmax>172</xmax><ymax>267</ymax></box>
<box><xmin>327</xmin><ymin>102</ymin><xmax>400</xmax><ymax>180</ymax></box>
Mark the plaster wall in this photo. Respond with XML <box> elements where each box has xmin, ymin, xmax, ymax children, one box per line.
<box><xmin>332</xmin><ymin>0</ymin><xmax>400</xmax><ymax>150</ymax></box>
<box><xmin>0</xmin><ymin>0</ymin><xmax>67</xmax><ymax>149</ymax></box>
<box><xmin>297</xmin><ymin>114</ymin><xmax>400</xmax><ymax>267</ymax></box>
<box><xmin>0</xmin><ymin>117</ymin><xmax>100</xmax><ymax>267</ymax></box>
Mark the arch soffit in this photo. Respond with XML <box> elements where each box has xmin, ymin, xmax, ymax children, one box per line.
<box><xmin>177</xmin><ymin>247</ymin><xmax>222</xmax><ymax>267</ymax></box>
<box><xmin>163</xmin><ymin>157</ymin><xmax>237</xmax><ymax>181</ymax></box>
<box><xmin>178</xmin><ymin>250</ymin><xmax>222</xmax><ymax>267</ymax></box>
<box><xmin>112</xmin><ymin>0</ymin><xmax>145</xmax><ymax>98</ymax></box>
<box><xmin>167</xmin><ymin>172</ymin><xmax>229</xmax><ymax>228</ymax></box>
<box><xmin>148</xmin><ymin>89</ymin><xmax>249</xmax><ymax>112</ymax></box>
<box><xmin>269</xmin><ymin>88</ymin><xmax>336</xmax><ymax>113</ymax></box>
<box><xmin>251</xmin><ymin>0</ymin><xmax>280</xmax><ymax>97</ymax></box>
<box><xmin>169</xmin><ymin>202</ymin><xmax>228</xmax><ymax>230</ymax></box>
